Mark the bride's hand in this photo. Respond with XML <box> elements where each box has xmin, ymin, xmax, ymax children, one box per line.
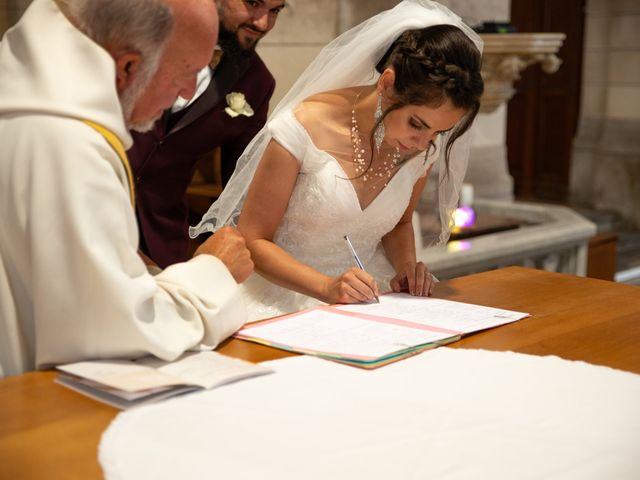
<box><xmin>390</xmin><ymin>261</ymin><xmax>434</xmax><ymax>296</ymax></box>
<box><xmin>325</xmin><ymin>268</ymin><xmax>379</xmax><ymax>304</ymax></box>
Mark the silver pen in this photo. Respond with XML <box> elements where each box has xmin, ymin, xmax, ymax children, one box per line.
<box><xmin>343</xmin><ymin>235</ymin><xmax>380</xmax><ymax>303</ymax></box>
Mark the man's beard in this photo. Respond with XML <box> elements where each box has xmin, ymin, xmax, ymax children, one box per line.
<box><xmin>120</xmin><ymin>56</ymin><xmax>161</xmax><ymax>133</ymax></box>
<box><xmin>217</xmin><ymin>22</ymin><xmax>257</xmax><ymax>62</ymax></box>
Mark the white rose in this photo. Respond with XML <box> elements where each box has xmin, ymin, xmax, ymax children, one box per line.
<box><xmin>224</xmin><ymin>92</ymin><xmax>254</xmax><ymax>118</ymax></box>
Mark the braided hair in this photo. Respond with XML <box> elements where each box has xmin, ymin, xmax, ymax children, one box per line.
<box><xmin>374</xmin><ymin>24</ymin><xmax>484</xmax><ymax>170</ymax></box>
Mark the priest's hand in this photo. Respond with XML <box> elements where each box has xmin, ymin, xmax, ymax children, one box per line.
<box><xmin>195</xmin><ymin>226</ymin><xmax>254</xmax><ymax>283</ymax></box>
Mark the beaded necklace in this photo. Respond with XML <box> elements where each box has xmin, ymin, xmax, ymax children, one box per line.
<box><xmin>350</xmin><ymin>89</ymin><xmax>401</xmax><ymax>187</ymax></box>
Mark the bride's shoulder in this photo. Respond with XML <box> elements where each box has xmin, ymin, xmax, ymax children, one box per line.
<box><xmin>301</xmin><ymin>87</ymin><xmax>354</xmax><ymax>107</ymax></box>
<box><xmin>294</xmin><ymin>87</ymin><xmax>355</xmax><ymax>128</ymax></box>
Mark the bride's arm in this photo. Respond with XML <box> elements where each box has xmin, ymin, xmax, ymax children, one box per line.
<box><xmin>381</xmin><ymin>173</ymin><xmax>435</xmax><ymax>296</ymax></box>
<box><xmin>238</xmin><ymin>140</ymin><xmax>377</xmax><ymax>304</ymax></box>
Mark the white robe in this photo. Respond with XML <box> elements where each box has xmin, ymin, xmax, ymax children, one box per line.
<box><xmin>0</xmin><ymin>0</ymin><xmax>247</xmax><ymax>376</ymax></box>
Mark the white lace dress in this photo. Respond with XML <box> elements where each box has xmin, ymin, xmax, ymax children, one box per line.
<box><xmin>241</xmin><ymin>109</ymin><xmax>437</xmax><ymax>321</ymax></box>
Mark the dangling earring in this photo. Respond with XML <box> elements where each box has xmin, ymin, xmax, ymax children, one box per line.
<box><xmin>374</xmin><ymin>93</ymin><xmax>384</xmax><ymax>153</ymax></box>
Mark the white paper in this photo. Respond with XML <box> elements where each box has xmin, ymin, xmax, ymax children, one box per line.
<box><xmin>57</xmin><ymin>361</ymin><xmax>185</xmax><ymax>392</ymax></box>
<box><xmin>241</xmin><ymin>308</ymin><xmax>451</xmax><ymax>359</ymax></box>
<box><xmin>57</xmin><ymin>352</ymin><xmax>273</xmax><ymax>408</ymax></box>
<box><xmin>137</xmin><ymin>351</ymin><xmax>271</xmax><ymax>389</ymax></box>
<box><xmin>336</xmin><ymin>293</ymin><xmax>529</xmax><ymax>333</ymax></box>
<box><xmin>239</xmin><ymin>294</ymin><xmax>528</xmax><ymax>363</ymax></box>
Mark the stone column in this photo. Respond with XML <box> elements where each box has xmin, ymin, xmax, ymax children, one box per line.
<box><xmin>570</xmin><ymin>0</ymin><xmax>640</xmax><ymax>229</ymax></box>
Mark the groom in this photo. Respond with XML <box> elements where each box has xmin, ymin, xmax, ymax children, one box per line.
<box><xmin>128</xmin><ymin>0</ymin><xmax>285</xmax><ymax>269</ymax></box>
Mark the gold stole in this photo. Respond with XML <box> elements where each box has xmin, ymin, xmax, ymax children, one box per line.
<box><xmin>82</xmin><ymin>120</ymin><xmax>135</xmax><ymax>207</ymax></box>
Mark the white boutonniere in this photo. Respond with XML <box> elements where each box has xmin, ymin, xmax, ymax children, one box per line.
<box><xmin>224</xmin><ymin>92</ymin><xmax>254</xmax><ymax>118</ymax></box>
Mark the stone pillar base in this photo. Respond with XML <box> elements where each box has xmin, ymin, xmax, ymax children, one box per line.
<box><xmin>465</xmin><ymin>145</ymin><xmax>514</xmax><ymax>200</ymax></box>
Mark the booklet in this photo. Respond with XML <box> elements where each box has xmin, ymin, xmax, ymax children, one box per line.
<box><xmin>55</xmin><ymin>351</ymin><xmax>273</xmax><ymax>409</ymax></box>
<box><xmin>236</xmin><ymin>293</ymin><xmax>529</xmax><ymax>369</ymax></box>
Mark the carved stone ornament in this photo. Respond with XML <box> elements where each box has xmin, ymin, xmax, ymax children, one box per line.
<box><xmin>479</xmin><ymin>33</ymin><xmax>566</xmax><ymax>113</ymax></box>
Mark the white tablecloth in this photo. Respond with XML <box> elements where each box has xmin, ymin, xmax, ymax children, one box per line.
<box><xmin>99</xmin><ymin>348</ymin><xmax>640</xmax><ymax>479</ymax></box>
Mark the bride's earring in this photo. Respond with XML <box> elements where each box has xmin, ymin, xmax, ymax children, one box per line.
<box><xmin>374</xmin><ymin>93</ymin><xmax>384</xmax><ymax>153</ymax></box>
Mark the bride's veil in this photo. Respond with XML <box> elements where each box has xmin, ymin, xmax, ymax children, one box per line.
<box><xmin>190</xmin><ymin>0</ymin><xmax>482</xmax><ymax>246</ymax></box>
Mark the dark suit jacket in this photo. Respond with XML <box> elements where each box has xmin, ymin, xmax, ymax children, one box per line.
<box><xmin>128</xmin><ymin>52</ymin><xmax>275</xmax><ymax>268</ymax></box>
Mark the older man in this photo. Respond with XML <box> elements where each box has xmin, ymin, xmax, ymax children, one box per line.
<box><xmin>0</xmin><ymin>0</ymin><xmax>253</xmax><ymax>376</ymax></box>
<box><xmin>128</xmin><ymin>0</ymin><xmax>286</xmax><ymax>269</ymax></box>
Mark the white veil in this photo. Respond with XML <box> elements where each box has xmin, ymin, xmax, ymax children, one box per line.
<box><xmin>190</xmin><ymin>0</ymin><xmax>483</xmax><ymax>245</ymax></box>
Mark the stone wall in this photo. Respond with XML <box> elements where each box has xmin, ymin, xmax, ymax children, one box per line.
<box><xmin>257</xmin><ymin>0</ymin><xmax>340</xmax><ymax>108</ymax></box>
<box><xmin>337</xmin><ymin>0</ymin><xmax>509</xmax><ymax>32</ymax></box>
<box><xmin>570</xmin><ymin>0</ymin><xmax>640</xmax><ymax>229</ymax></box>
<box><xmin>258</xmin><ymin>0</ymin><xmax>510</xmax><ymax>106</ymax></box>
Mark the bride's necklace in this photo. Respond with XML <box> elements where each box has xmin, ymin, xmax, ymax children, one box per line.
<box><xmin>350</xmin><ymin>90</ymin><xmax>401</xmax><ymax>187</ymax></box>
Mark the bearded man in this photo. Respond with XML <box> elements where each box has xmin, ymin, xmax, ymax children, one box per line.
<box><xmin>0</xmin><ymin>0</ymin><xmax>254</xmax><ymax>376</ymax></box>
<box><xmin>128</xmin><ymin>0</ymin><xmax>286</xmax><ymax>269</ymax></box>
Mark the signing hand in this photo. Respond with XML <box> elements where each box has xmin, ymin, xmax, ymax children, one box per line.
<box><xmin>194</xmin><ymin>226</ymin><xmax>254</xmax><ymax>283</ymax></box>
<box><xmin>390</xmin><ymin>261</ymin><xmax>434</xmax><ymax>296</ymax></box>
<box><xmin>325</xmin><ymin>267</ymin><xmax>379</xmax><ymax>304</ymax></box>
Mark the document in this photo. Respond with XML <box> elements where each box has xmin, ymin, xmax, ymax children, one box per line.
<box><xmin>55</xmin><ymin>351</ymin><xmax>273</xmax><ymax>409</ymax></box>
<box><xmin>336</xmin><ymin>294</ymin><xmax>526</xmax><ymax>331</ymax></box>
<box><xmin>236</xmin><ymin>293</ymin><xmax>529</xmax><ymax>368</ymax></box>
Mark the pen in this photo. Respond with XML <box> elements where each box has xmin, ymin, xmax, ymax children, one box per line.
<box><xmin>343</xmin><ymin>235</ymin><xmax>380</xmax><ymax>303</ymax></box>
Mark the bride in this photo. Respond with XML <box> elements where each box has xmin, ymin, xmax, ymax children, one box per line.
<box><xmin>190</xmin><ymin>0</ymin><xmax>484</xmax><ymax>321</ymax></box>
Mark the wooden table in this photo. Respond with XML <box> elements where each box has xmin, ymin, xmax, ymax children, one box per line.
<box><xmin>1</xmin><ymin>267</ymin><xmax>639</xmax><ymax>479</ymax></box>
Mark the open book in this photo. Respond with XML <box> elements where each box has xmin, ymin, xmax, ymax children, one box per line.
<box><xmin>236</xmin><ymin>293</ymin><xmax>529</xmax><ymax>369</ymax></box>
<box><xmin>55</xmin><ymin>351</ymin><xmax>273</xmax><ymax>409</ymax></box>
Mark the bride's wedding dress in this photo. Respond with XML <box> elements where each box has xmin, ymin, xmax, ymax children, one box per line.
<box><xmin>190</xmin><ymin>1</ymin><xmax>480</xmax><ymax>322</ymax></box>
<box><xmin>241</xmin><ymin>109</ymin><xmax>438</xmax><ymax>321</ymax></box>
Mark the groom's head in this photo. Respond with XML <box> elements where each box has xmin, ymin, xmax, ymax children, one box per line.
<box><xmin>217</xmin><ymin>0</ymin><xmax>285</xmax><ymax>56</ymax></box>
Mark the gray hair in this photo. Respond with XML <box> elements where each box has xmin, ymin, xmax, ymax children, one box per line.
<box><xmin>61</xmin><ymin>0</ymin><xmax>175</xmax><ymax>129</ymax></box>
<box><xmin>64</xmin><ymin>0</ymin><xmax>174</xmax><ymax>68</ymax></box>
